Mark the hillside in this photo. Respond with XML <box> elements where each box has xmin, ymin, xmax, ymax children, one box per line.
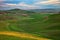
<box><xmin>0</xmin><ymin>9</ymin><xmax>60</xmax><ymax>40</ymax></box>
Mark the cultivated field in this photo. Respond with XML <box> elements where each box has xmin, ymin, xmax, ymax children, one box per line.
<box><xmin>0</xmin><ymin>9</ymin><xmax>60</xmax><ymax>40</ymax></box>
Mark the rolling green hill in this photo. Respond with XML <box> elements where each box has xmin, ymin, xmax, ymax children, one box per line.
<box><xmin>0</xmin><ymin>9</ymin><xmax>60</xmax><ymax>40</ymax></box>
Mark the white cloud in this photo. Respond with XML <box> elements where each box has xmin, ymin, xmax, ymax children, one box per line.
<box><xmin>17</xmin><ymin>2</ymin><xmax>38</xmax><ymax>9</ymax></box>
<box><xmin>0</xmin><ymin>0</ymin><xmax>60</xmax><ymax>10</ymax></box>
<box><xmin>0</xmin><ymin>3</ymin><xmax>16</xmax><ymax>7</ymax></box>
<box><xmin>6</xmin><ymin>3</ymin><xmax>16</xmax><ymax>6</ymax></box>
<box><xmin>0</xmin><ymin>2</ymin><xmax>39</xmax><ymax>10</ymax></box>
<box><xmin>35</xmin><ymin>0</ymin><xmax>60</xmax><ymax>5</ymax></box>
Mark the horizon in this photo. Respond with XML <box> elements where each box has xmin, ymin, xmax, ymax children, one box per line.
<box><xmin>0</xmin><ymin>0</ymin><xmax>60</xmax><ymax>10</ymax></box>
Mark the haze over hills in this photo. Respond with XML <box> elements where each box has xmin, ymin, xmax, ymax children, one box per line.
<box><xmin>0</xmin><ymin>8</ymin><xmax>60</xmax><ymax>13</ymax></box>
<box><xmin>0</xmin><ymin>9</ymin><xmax>35</xmax><ymax>13</ymax></box>
<box><xmin>28</xmin><ymin>9</ymin><xmax>60</xmax><ymax>13</ymax></box>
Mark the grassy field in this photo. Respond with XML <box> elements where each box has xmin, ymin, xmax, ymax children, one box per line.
<box><xmin>0</xmin><ymin>10</ymin><xmax>60</xmax><ymax>40</ymax></box>
<box><xmin>0</xmin><ymin>35</ymin><xmax>36</xmax><ymax>40</ymax></box>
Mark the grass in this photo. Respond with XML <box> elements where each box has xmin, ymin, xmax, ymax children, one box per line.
<box><xmin>0</xmin><ymin>11</ymin><xmax>60</xmax><ymax>40</ymax></box>
<box><xmin>0</xmin><ymin>35</ymin><xmax>35</xmax><ymax>40</ymax></box>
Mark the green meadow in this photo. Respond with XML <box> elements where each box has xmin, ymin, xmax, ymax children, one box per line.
<box><xmin>0</xmin><ymin>9</ymin><xmax>60</xmax><ymax>40</ymax></box>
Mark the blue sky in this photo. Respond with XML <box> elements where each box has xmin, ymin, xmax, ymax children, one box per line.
<box><xmin>0</xmin><ymin>0</ymin><xmax>60</xmax><ymax>10</ymax></box>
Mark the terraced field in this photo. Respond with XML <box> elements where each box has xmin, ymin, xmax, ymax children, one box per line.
<box><xmin>0</xmin><ymin>10</ymin><xmax>60</xmax><ymax>40</ymax></box>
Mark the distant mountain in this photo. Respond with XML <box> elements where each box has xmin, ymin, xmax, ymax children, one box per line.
<box><xmin>9</xmin><ymin>9</ymin><xmax>35</xmax><ymax>13</ymax></box>
<box><xmin>29</xmin><ymin>9</ymin><xmax>60</xmax><ymax>13</ymax></box>
<box><xmin>0</xmin><ymin>9</ymin><xmax>35</xmax><ymax>14</ymax></box>
<box><xmin>1</xmin><ymin>8</ymin><xmax>60</xmax><ymax>13</ymax></box>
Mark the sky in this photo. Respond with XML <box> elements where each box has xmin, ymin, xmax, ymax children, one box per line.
<box><xmin>0</xmin><ymin>0</ymin><xmax>60</xmax><ymax>10</ymax></box>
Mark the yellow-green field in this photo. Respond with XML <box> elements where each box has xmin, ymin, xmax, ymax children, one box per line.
<box><xmin>0</xmin><ymin>10</ymin><xmax>60</xmax><ymax>40</ymax></box>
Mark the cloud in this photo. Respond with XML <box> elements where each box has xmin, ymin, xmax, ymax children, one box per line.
<box><xmin>0</xmin><ymin>0</ymin><xmax>60</xmax><ymax>10</ymax></box>
<box><xmin>17</xmin><ymin>2</ymin><xmax>38</xmax><ymax>9</ymax></box>
<box><xmin>0</xmin><ymin>2</ymin><xmax>39</xmax><ymax>10</ymax></box>
<box><xmin>35</xmin><ymin>0</ymin><xmax>60</xmax><ymax>5</ymax></box>
<box><xmin>0</xmin><ymin>2</ymin><xmax>17</xmax><ymax>10</ymax></box>
<box><xmin>0</xmin><ymin>3</ymin><xmax>16</xmax><ymax>7</ymax></box>
<box><xmin>0</xmin><ymin>0</ymin><xmax>4</xmax><ymax>2</ymax></box>
<box><xmin>6</xmin><ymin>3</ymin><xmax>16</xmax><ymax>6</ymax></box>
